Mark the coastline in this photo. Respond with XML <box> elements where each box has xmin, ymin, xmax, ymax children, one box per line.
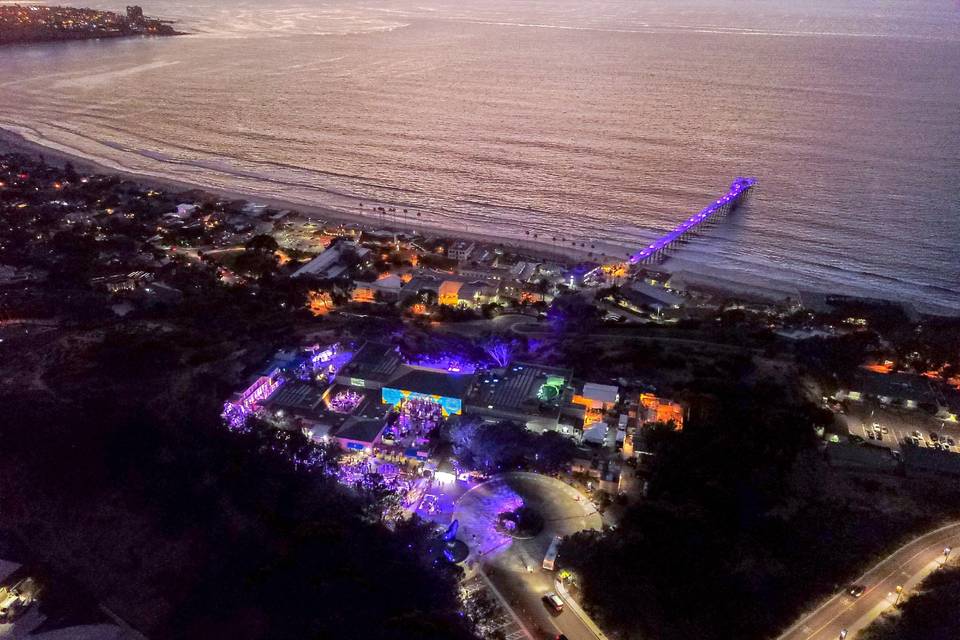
<box><xmin>0</xmin><ymin>31</ymin><xmax>186</xmax><ymax>48</ymax></box>
<box><xmin>0</xmin><ymin>125</ymin><xmax>618</xmax><ymax>266</ymax></box>
<box><xmin>1</xmin><ymin>125</ymin><xmax>937</xmax><ymax>315</ymax></box>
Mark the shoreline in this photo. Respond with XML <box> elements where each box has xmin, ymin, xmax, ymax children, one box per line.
<box><xmin>1</xmin><ymin>126</ymin><xmax>949</xmax><ymax>316</ymax></box>
<box><xmin>0</xmin><ymin>126</ymin><xmax>621</xmax><ymax>266</ymax></box>
<box><xmin>0</xmin><ymin>32</ymin><xmax>186</xmax><ymax>48</ymax></box>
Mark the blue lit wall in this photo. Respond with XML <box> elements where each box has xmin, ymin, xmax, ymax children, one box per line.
<box><xmin>381</xmin><ymin>387</ymin><xmax>463</xmax><ymax>416</ymax></box>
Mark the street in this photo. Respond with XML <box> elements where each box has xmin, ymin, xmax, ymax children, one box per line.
<box><xmin>777</xmin><ymin>522</ymin><xmax>960</xmax><ymax>640</ymax></box>
<box><xmin>454</xmin><ymin>473</ymin><xmax>605</xmax><ymax>640</ymax></box>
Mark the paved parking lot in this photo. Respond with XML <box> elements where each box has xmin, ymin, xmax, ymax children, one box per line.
<box><xmin>841</xmin><ymin>403</ymin><xmax>960</xmax><ymax>452</ymax></box>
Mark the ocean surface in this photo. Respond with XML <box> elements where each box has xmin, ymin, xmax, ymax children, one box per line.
<box><xmin>1</xmin><ymin>0</ymin><xmax>959</xmax><ymax>313</ymax></box>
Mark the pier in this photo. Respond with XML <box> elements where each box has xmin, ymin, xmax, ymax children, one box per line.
<box><xmin>628</xmin><ymin>177</ymin><xmax>756</xmax><ymax>265</ymax></box>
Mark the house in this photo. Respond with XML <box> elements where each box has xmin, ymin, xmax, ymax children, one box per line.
<box><xmin>638</xmin><ymin>393</ymin><xmax>685</xmax><ymax>430</ymax></box>
<box><xmin>620</xmin><ymin>281</ymin><xmax>685</xmax><ymax>311</ymax></box>
<box><xmin>572</xmin><ymin>383</ymin><xmax>620</xmax><ymax>427</ymax></box>
<box><xmin>370</xmin><ymin>274</ymin><xmax>404</xmax><ymax>301</ymax></box>
<box><xmin>90</xmin><ymin>270</ymin><xmax>153</xmax><ymax>294</ymax></box>
<box><xmin>458</xmin><ymin>264</ymin><xmax>510</xmax><ymax>284</ymax></box>
<box><xmin>173</xmin><ymin>203</ymin><xmax>199</xmax><ymax>218</ymax></box>
<box><xmin>292</xmin><ymin>241</ymin><xmax>372</xmax><ymax>279</ymax></box>
<box><xmin>448</xmin><ymin>241</ymin><xmax>475</xmax><ymax>261</ymax></box>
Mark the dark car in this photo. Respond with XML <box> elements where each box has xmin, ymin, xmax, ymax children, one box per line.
<box><xmin>848</xmin><ymin>585</ymin><xmax>866</xmax><ymax>598</ymax></box>
<box><xmin>929</xmin><ymin>432</ymin><xmax>939</xmax><ymax>442</ymax></box>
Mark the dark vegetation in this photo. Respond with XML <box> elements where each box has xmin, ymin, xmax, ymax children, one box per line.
<box><xmin>560</xmin><ymin>380</ymin><xmax>960</xmax><ymax>640</ymax></box>
<box><xmin>448</xmin><ymin>420</ymin><xmax>577</xmax><ymax>475</ymax></box>
<box><xmin>0</xmin><ymin>155</ymin><xmax>474</xmax><ymax>639</ymax></box>
<box><xmin>0</xmin><ymin>324</ymin><xmax>474</xmax><ymax>639</ymax></box>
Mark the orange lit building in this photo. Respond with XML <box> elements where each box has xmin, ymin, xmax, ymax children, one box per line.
<box><xmin>572</xmin><ymin>383</ymin><xmax>619</xmax><ymax>427</ymax></box>
<box><xmin>306</xmin><ymin>290</ymin><xmax>334</xmax><ymax>316</ymax></box>
<box><xmin>861</xmin><ymin>360</ymin><xmax>895</xmax><ymax>374</ymax></box>
<box><xmin>438</xmin><ymin>280</ymin><xmax>463</xmax><ymax>307</ymax></box>
<box><xmin>352</xmin><ymin>286</ymin><xmax>376</xmax><ymax>303</ymax></box>
<box><xmin>639</xmin><ymin>393</ymin><xmax>684</xmax><ymax>430</ymax></box>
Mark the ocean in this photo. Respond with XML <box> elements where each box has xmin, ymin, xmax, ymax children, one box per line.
<box><xmin>1</xmin><ymin>0</ymin><xmax>958</xmax><ymax>313</ymax></box>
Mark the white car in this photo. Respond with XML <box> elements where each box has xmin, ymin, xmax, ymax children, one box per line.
<box><xmin>543</xmin><ymin>592</ymin><xmax>564</xmax><ymax>613</ymax></box>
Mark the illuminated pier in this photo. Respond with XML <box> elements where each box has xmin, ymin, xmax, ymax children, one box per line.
<box><xmin>628</xmin><ymin>177</ymin><xmax>757</xmax><ymax>265</ymax></box>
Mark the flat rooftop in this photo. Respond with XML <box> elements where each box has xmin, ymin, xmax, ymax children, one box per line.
<box><xmin>468</xmin><ymin>362</ymin><xmax>573</xmax><ymax>416</ymax></box>
<box><xmin>339</xmin><ymin>342</ymin><xmax>402</xmax><ymax>385</ymax></box>
<box><xmin>335</xmin><ymin>416</ymin><xmax>386</xmax><ymax>445</ymax></box>
<box><xmin>386</xmin><ymin>367</ymin><xmax>476</xmax><ymax>399</ymax></box>
<box><xmin>263</xmin><ymin>382</ymin><xmax>325</xmax><ymax>413</ymax></box>
<box><xmin>856</xmin><ymin>371</ymin><xmax>935</xmax><ymax>403</ymax></box>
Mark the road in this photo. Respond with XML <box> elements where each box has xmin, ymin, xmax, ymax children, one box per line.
<box><xmin>508</xmin><ymin>322</ymin><xmax>760</xmax><ymax>354</ymax></box>
<box><xmin>777</xmin><ymin>522</ymin><xmax>960</xmax><ymax>640</ymax></box>
<box><xmin>454</xmin><ymin>473</ymin><xmax>604</xmax><ymax>640</ymax></box>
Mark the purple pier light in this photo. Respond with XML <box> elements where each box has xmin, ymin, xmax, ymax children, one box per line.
<box><xmin>629</xmin><ymin>177</ymin><xmax>756</xmax><ymax>265</ymax></box>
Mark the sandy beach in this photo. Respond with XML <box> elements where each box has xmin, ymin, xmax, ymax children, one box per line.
<box><xmin>0</xmin><ymin>125</ymin><xmax>621</xmax><ymax>267</ymax></box>
<box><xmin>0</xmin><ymin>125</ymin><xmax>815</xmax><ymax>308</ymax></box>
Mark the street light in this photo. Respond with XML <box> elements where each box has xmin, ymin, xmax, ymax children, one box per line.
<box><xmin>944</xmin><ymin>546</ymin><xmax>952</xmax><ymax>565</ymax></box>
<box><xmin>839</xmin><ymin>629</ymin><xmax>847</xmax><ymax>639</ymax></box>
<box><xmin>895</xmin><ymin>584</ymin><xmax>904</xmax><ymax>605</ymax></box>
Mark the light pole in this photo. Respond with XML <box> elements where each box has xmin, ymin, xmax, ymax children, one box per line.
<box><xmin>944</xmin><ymin>546</ymin><xmax>952</xmax><ymax>565</ymax></box>
<box><xmin>895</xmin><ymin>584</ymin><xmax>903</xmax><ymax>605</ymax></box>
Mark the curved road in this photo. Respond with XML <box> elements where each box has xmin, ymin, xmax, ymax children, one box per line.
<box><xmin>455</xmin><ymin>472</ymin><xmax>604</xmax><ymax>640</ymax></box>
<box><xmin>777</xmin><ymin>522</ymin><xmax>960</xmax><ymax>640</ymax></box>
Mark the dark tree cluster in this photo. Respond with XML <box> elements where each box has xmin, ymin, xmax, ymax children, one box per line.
<box><xmin>547</xmin><ymin>293</ymin><xmax>602</xmax><ymax>333</ymax></box>
<box><xmin>0</xmin><ymin>330</ymin><xmax>475</xmax><ymax>640</ymax></box>
<box><xmin>448</xmin><ymin>420</ymin><xmax>577</xmax><ymax>474</ymax></box>
<box><xmin>794</xmin><ymin>331</ymin><xmax>881</xmax><ymax>386</ymax></box>
<box><xmin>558</xmin><ymin>381</ymin><xmax>905</xmax><ymax>640</ymax></box>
